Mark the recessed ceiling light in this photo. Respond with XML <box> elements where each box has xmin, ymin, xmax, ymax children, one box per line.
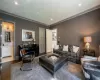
<box><xmin>14</xmin><ymin>1</ymin><xmax>18</xmax><ymax>5</ymax></box>
<box><xmin>37</xmin><ymin>12</ymin><xmax>39</xmax><ymax>14</ymax></box>
<box><xmin>78</xmin><ymin>3</ymin><xmax>82</xmax><ymax>7</ymax></box>
<box><xmin>50</xmin><ymin>18</ymin><xmax>53</xmax><ymax>21</ymax></box>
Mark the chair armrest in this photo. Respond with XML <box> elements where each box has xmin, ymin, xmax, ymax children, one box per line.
<box><xmin>83</xmin><ymin>61</ymin><xmax>100</xmax><ymax>74</ymax></box>
<box><xmin>81</xmin><ymin>57</ymin><xmax>97</xmax><ymax>64</ymax></box>
<box><xmin>26</xmin><ymin>51</ymin><xmax>35</xmax><ymax>55</ymax></box>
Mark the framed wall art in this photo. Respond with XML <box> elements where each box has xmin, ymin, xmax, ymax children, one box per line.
<box><xmin>52</xmin><ymin>32</ymin><xmax>57</xmax><ymax>41</ymax></box>
<box><xmin>22</xmin><ymin>29</ymin><xmax>35</xmax><ymax>41</ymax></box>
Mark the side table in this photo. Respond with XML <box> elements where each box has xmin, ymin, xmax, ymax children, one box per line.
<box><xmin>82</xmin><ymin>49</ymin><xmax>95</xmax><ymax>57</ymax></box>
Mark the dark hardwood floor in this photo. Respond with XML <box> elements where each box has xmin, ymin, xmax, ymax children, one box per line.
<box><xmin>0</xmin><ymin>61</ymin><xmax>19</xmax><ymax>80</ymax></box>
<box><xmin>1</xmin><ymin>62</ymin><xmax>11</xmax><ymax>80</ymax></box>
<box><xmin>0</xmin><ymin>60</ymin><xmax>84</xmax><ymax>80</ymax></box>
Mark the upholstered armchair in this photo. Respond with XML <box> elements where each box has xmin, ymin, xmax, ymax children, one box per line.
<box><xmin>83</xmin><ymin>61</ymin><xmax>100</xmax><ymax>80</ymax></box>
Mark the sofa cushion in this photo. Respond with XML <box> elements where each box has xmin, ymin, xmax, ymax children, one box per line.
<box><xmin>53</xmin><ymin>49</ymin><xmax>61</xmax><ymax>53</ymax></box>
<box><xmin>68</xmin><ymin>45</ymin><xmax>73</xmax><ymax>52</ymax></box>
<box><xmin>70</xmin><ymin>52</ymin><xmax>77</xmax><ymax>56</ymax></box>
<box><xmin>61</xmin><ymin>51</ymin><xmax>68</xmax><ymax>53</ymax></box>
<box><xmin>60</xmin><ymin>51</ymin><xmax>69</xmax><ymax>56</ymax></box>
<box><xmin>63</xmin><ymin>45</ymin><xmax>68</xmax><ymax>51</ymax></box>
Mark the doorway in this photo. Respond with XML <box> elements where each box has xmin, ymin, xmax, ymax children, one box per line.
<box><xmin>1</xmin><ymin>21</ymin><xmax>15</xmax><ymax>63</ymax></box>
<box><xmin>46</xmin><ymin>28</ymin><xmax>57</xmax><ymax>53</ymax></box>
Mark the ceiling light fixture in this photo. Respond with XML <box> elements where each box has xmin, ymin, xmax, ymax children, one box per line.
<box><xmin>14</xmin><ymin>1</ymin><xmax>18</xmax><ymax>5</ymax></box>
<box><xmin>37</xmin><ymin>12</ymin><xmax>39</xmax><ymax>14</ymax></box>
<box><xmin>78</xmin><ymin>3</ymin><xmax>82</xmax><ymax>7</ymax></box>
<box><xmin>50</xmin><ymin>18</ymin><xmax>53</xmax><ymax>21</ymax></box>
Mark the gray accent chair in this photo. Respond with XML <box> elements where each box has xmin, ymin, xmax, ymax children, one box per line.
<box><xmin>83</xmin><ymin>61</ymin><xmax>100</xmax><ymax>80</ymax></box>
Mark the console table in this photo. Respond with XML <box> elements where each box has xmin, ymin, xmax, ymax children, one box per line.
<box><xmin>82</xmin><ymin>49</ymin><xmax>95</xmax><ymax>57</ymax></box>
<box><xmin>18</xmin><ymin>44</ymin><xmax>39</xmax><ymax>60</ymax></box>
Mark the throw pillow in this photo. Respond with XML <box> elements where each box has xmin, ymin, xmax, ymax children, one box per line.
<box><xmin>63</xmin><ymin>45</ymin><xmax>68</xmax><ymax>51</ymax></box>
<box><xmin>54</xmin><ymin>45</ymin><xmax>59</xmax><ymax>49</ymax></box>
<box><xmin>73</xmin><ymin>46</ymin><xmax>79</xmax><ymax>53</ymax></box>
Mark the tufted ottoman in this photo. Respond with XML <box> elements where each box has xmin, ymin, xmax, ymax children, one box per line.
<box><xmin>39</xmin><ymin>54</ymin><xmax>68</xmax><ymax>75</ymax></box>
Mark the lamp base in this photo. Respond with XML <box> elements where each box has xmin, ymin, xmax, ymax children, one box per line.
<box><xmin>85</xmin><ymin>42</ymin><xmax>90</xmax><ymax>50</ymax></box>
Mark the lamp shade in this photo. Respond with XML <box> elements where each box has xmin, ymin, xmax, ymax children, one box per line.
<box><xmin>84</xmin><ymin>36</ymin><xmax>92</xmax><ymax>42</ymax></box>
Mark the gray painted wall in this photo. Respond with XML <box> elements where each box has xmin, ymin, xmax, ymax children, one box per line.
<box><xmin>52</xmin><ymin>9</ymin><xmax>100</xmax><ymax>56</ymax></box>
<box><xmin>0</xmin><ymin>12</ymin><xmax>46</xmax><ymax>59</ymax></box>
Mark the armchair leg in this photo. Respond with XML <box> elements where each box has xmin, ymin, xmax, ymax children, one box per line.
<box><xmin>20</xmin><ymin>59</ymin><xmax>33</xmax><ymax>71</ymax></box>
<box><xmin>52</xmin><ymin>74</ymin><xmax>57</xmax><ymax>80</ymax></box>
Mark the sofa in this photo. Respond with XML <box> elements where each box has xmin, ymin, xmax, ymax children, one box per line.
<box><xmin>53</xmin><ymin>45</ymin><xmax>80</xmax><ymax>63</ymax></box>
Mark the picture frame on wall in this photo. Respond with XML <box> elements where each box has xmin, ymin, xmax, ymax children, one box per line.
<box><xmin>22</xmin><ymin>29</ymin><xmax>35</xmax><ymax>41</ymax></box>
<box><xmin>52</xmin><ymin>32</ymin><xmax>57</xmax><ymax>41</ymax></box>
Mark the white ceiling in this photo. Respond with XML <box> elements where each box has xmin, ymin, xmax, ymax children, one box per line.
<box><xmin>0</xmin><ymin>0</ymin><xmax>100</xmax><ymax>25</ymax></box>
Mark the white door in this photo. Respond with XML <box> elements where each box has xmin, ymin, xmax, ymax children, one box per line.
<box><xmin>1</xmin><ymin>22</ymin><xmax>14</xmax><ymax>62</ymax></box>
<box><xmin>46</xmin><ymin>29</ymin><xmax>52</xmax><ymax>53</ymax></box>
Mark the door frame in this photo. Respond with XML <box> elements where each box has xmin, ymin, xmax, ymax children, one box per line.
<box><xmin>0</xmin><ymin>20</ymin><xmax>16</xmax><ymax>62</ymax></box>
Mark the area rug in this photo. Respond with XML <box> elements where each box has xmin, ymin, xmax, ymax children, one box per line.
<box><xmin>67</xmin><ymin>63</ymin><xmax>85</xmax><ymax>79</ymax></box>
<box><xmin>11</xmin><ymin>60</ymin><xmax>85</xmax><ymax>80</ymax></box>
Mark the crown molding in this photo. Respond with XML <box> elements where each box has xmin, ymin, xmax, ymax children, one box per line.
<box><xmin>0</xmin><ymin>5</ymin><xmax>100</xmax><ymax>28</ymax></box>
<box><xmin>50</xmin><ymin>5</ymin><xmax>100</xmax><ymax>28</ymax></box>
<box><xmin>0</xmin><ymin>9</ymin><xmax>48</xmax><ymax>27</ymax></box>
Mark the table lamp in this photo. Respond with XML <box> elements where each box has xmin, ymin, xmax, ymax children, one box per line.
<box><xmin>84</xmin><ymin>36</ymin><xmax>92</xmax><ymax>50</ymax></box>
